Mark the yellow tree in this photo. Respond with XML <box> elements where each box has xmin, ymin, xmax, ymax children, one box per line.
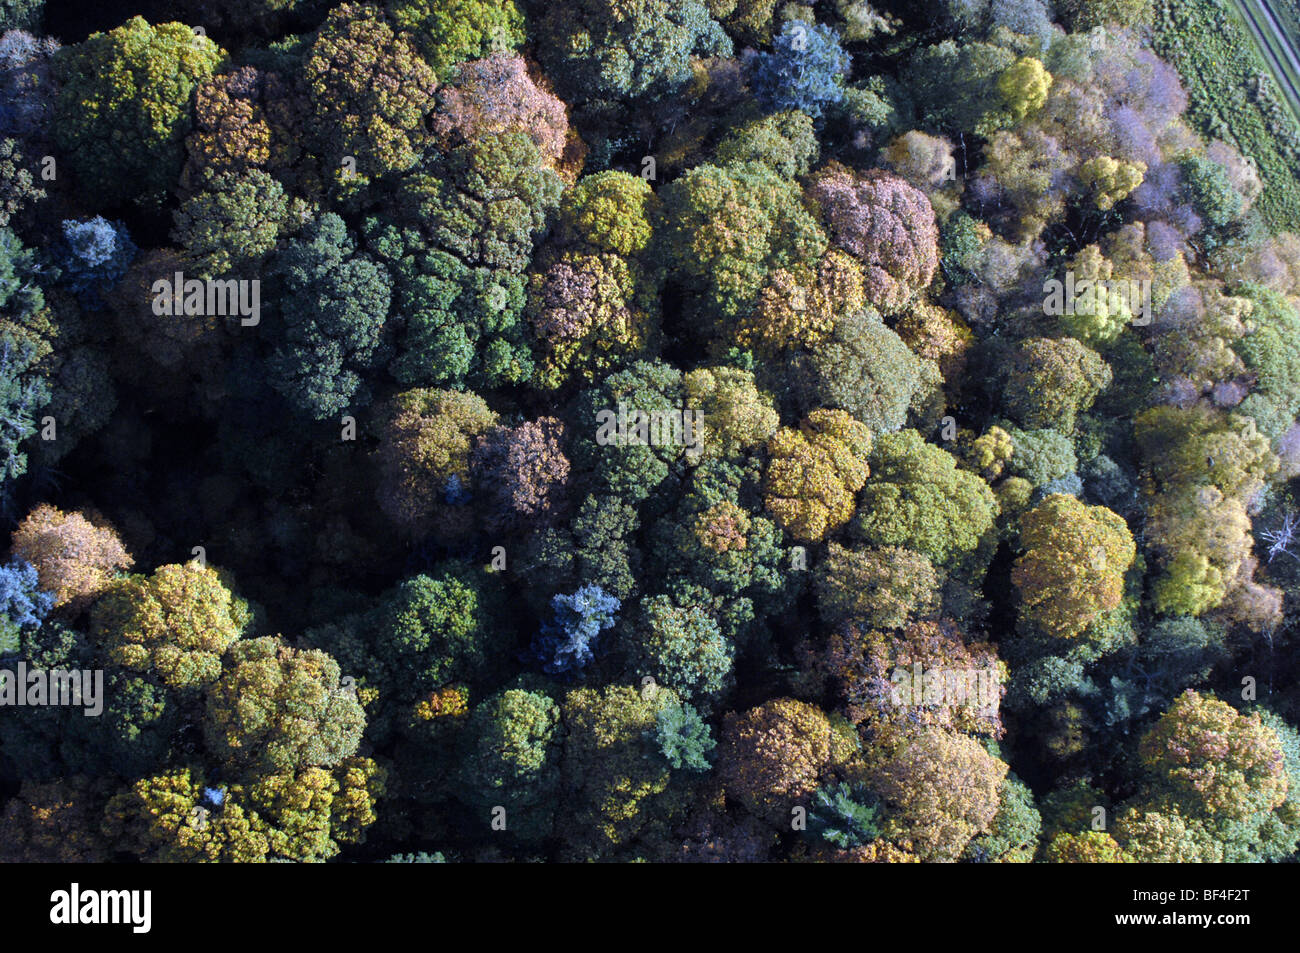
<box><xmin>764</xmin><ymin>409</ymin><xmax>871</xmax><ymax>543</ymax></box>
<box><xmin>1012</xmin><ymin>494</ymin><xmax>1135</xmax><ymax>640</ymax></box>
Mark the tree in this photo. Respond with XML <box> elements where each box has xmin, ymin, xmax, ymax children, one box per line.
<box><xmin>1056</xmin><ymin>0</ymin><xmax>1153</xmax><ymax>30</ymax></box>
<box><xmin>0</xmin><ymin>227</ymin><xmax>50</xmax><ymax>504</ymax></box>
<box><xmin>658</xmin><ymin>161</ymin><xmax>826</xmax><ymax>327</ymax></box>
<box><xmin>631</xmin><ymin>591</ymin><xmax>733</xmax><ymax>702</ymax></box>
<box><xmin>391</xmin><ymin>0</ymin><xmax>525</xmax><ymax>79</ymax></box>
<box><xmin>854</xmin><ymin>429</ymin><xmax>999</xmax><ymax>567</ymax></box>
<box><xmin>903</xmin><ymin>38</ymin><xmax>1016</xmax><ymax>136</ymax></box>
<box><xmin>55</xmin><ymin>218</ymin><xmax>137</xmax><ymax>309</ymax></box>
<box><xmin>432</xmin><ymin>52</ymin><xmax>570</xmax><ymax>169</ymax></box>
<box><xmin>264</xmin><ymin>213</ymin><xmax>391</xmax><ymax>420</ymax></box>
<box><xmin>1002</xmin><ymin>425</ymin><xmax>1077</xmax><ymax>487</ymax></box>
<box><xmin>91</xmin><ymin>562</ymin><xmax>252</xmax><ymax>692</ymax></box>
<box><xmin>374</xmin><ymin>388</ymin><xmax>498</xmax><ymax>540</ymax></box>
<box><xmin>814</xmin><ymin>543</ymin><xmax>939</xmax><ymax>629</ymax></box>
<box><xmin>557</xmin><ymin>683</ymin><xmax>686</xmax><ymax>855</ymax></box>
<box><xmin>526</xmin><ymin>251</ymin><xmax>660</xmax><ymax>390</ymax></box>
<box><xmin>570</xmin><ymin>359</ymin><xmax>692</xmax><ymax>504</ymax></box>
<box><xmin>1112</xmin><ymin>806</ymin><xmax>1224</xmax><ymax>863</ymax></box>
<box><xmin>864</xmin><ymin>726</ymin><xmax>1008</xmax><ymax>861</ymax></box>
<box><xmin>1002</xmin><ymin>337</ymin><xmax>1112</xmax><ymax>434</ymax></box>
<box><xmin>455</xmin><ymin>688</ymin><xmax>562</xmax><ymax>840</ymax></box>
<box><xmin>0</xmin><ymin>136</ymin><xmax>41</xmax><ymax>226</ymax></box>
<box><xmin>750</xmin><ymin>20</ymin><xmax>849</xmax><ymax>119</ymax></box>
<box><xmin>648</xmin><ymin>698</ymin><xmax>715</xmax><ymax>771</ymax></box>
<box><xmin>9</xmin><ymin>504</ymin><xmax>132</xmax><ymax>611</ymax></box>
<box><xmin>52</xmin><ymin>17</ymin><xmax>225</xmax><ymax>209</ymax></box>
<box><xmin>681</xmin><ymin>366</ymin><xmax>779</xmax><ymax>460</ymax></box>
<box><xmin>203</xmin><ymin>636</ymin><xmax>366</xmax><ymax>776</ymax></box>
<box><xmin>103</xmin><ymin>760</ymin><xmax>385</xmax><ymax>862</ymax></box>
<box><xmin>714</xmin><ymin>110</ymin><xmax>819</xmax><ymax>178</ymax></box>
<box><xmin>373</xmin><ymin>562</ymin><xmax>508</xmax><ymax>692</ymax></box>
<box><xmin>1044</xmin><ymin>830</ymin><xmax>1131</xmax><ymax>862</ymax></box>
<box><xmin>1078</xmin><ymin>155</ymin><xmax>1146</xmax><ymax>212</ymax></box>
<box><xmin>1012</xmin><ymin>494</ymin><xmax>1135</xmax><ymax>640</ymax></box>
<box><xmin>735</xmin><ymin>251</ymin><xmax>864</xmax><ymax>358</ymax></box>
<box><xmin>1137</xmin><ymin>690</ymin><xmax>1286</xmax><ymax>825</ymax></box>
<box><xmin>531</xmin><ymin>584</ymin><xmax>620</xmax><ymax>676</ymax></box>
<box><xmin>378</xmin><ymin>129</ymin><xmax>561</xmax><ymax>388</ymax></box>
<box><xmin>1233</xmin><ymin>285</ymin><xmax>1300</xmax><ymax>441</ymax></box>
<box><xmin>472</xmin><ymin>416</ymin><xmax>570</xmax><ymax>532</ymax></box>
<box><xmin>763</xmin><ymin>409</ymin><xmax>872</xmax><ymax>543</ymax></box>
<box><xmin>0</xmin><ymin>779</ymin><xmax>108</xmax><ymax>863</ymax></box>
<box><xmin>533</xmin><ymin>0</ymin><xmax>731</xmax><ymax>104</ymax></box>
<box><xmin>814</xmin><ymin>619</ymin><xmax>1006</xmax><ymax>738</ymax></box>
<box><xmin>1136</xmin><ymin>405</ymin><xmax>1276</xmax><ymax>615</ymax></box>
<box><xmin>996</xmin><ymin>56</ymin><xmax>1051</xmax><ymax>123</ymax></box>
<box><xmin>0</xmin><ymin>557</ymin><xmax>50</xmax><ymax>654</ymax></box>
<box><xmin>0</xmin><ymin>0</ymin><xmax>40</xmax><ymax>32</ymax></box>
<box><xmin>526</xmin><ymin>174</ymin><xmax>662</xmax><ymax>386</ymax></box>
<box><xmin>0</xmin><ymin>30</ymin><xmax>59</xmax><ymax>143</ymax></box>
<box><xmin>807</xmin><ymin>165</ymin><xmax>939</xmax><ymax>314</ymax></box>
<box><xmin>303</xmin><ymin>3</ymin><xmax>438</xmax><ymax>184</ymax></box>
<box><xmin>882</xmin><ymin>130</ymin><xmax>958</xmax><ymax>191</ymax></box>
<box><xmin>804</xmin><ymin>781</ymin><xmax>882</xmax><ymax>849</ymax></box>
<box><xmin>965</xmin><ymin>774</ymin><xmax>1042</xmax><ymax>862</ymax></box>
<box><xmin>181</xmin><ymin>66</ymin><xmax>305</xmax><ymax>191</ymax></box>
<box><xmin>716</xmin><ymin>697</ymin><xmax>857</xmax><ymax>825</ymax></box>
<box><xmin>1178</xmin><ymin>155</ymin><xmax>1245</xmax><ymax>235</ymax></box>
<box><xmin>170</xmin><ymin>169</ymin><xmax>288</xmax><ymax>279</ymax></box>
<box><xmin>786</xmin><ymin>310</ymin><xmax>927</xmax><ymax>432</ymax></box>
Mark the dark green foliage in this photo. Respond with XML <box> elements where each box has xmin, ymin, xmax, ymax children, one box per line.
<box><xmin>378</xmin><ymin>130</ymin><xmax>561</xmax><ymax>388</ymax></box>
<box><xmin>804</xmin><ymin>781</ymin><xmax>882</xmax><ymax>849</ymax></box>
<box><xmin>647</xmin><ymin>698</ymin><xmax>715</xmax><ymax>771</ymax></box>
<box><xmin>456</xmin><ymin>688</ymin><xmax>562</xmax><ymax>840</ymax></box>
<box><xmin>375</xmin><ymin>562</ymin><xmax>508</xmax><ymax>692</ymax></box>
<box><xmin>264</xmin><ymin>213</ymin><xmax>391</xmax><ymax>419</ymax></box>
<box><xmin>52</xmin><ymin>17</ymin><xmax>224</xmax><ymax>209</ymax></box>
<box><xmin>532</xmin><ymin>0</ymin><xmax>731</xmax><ymax>105</ymax></box>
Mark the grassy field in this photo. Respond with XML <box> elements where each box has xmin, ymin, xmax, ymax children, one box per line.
<box><xmin>1154</xmin><ymin>0</ymin><xmax>1300</xmax><ymax>232</ymax></box>
<box><xmin>1228</xmin><ymin>0</ymin><xmax>1300</xmax><ymax>125</ymax></box>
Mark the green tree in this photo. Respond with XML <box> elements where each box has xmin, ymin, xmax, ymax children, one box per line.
<box><xmin>170</xmin><ymin>168</ymin><xmax>289</xmax><ymax>278</ymax></box>
<box><xmin>658</xmin><ymin>161</ymin><xmax>825</xmax><ymax>329</ymax></box>
<box><xmin>391</xmin><ymin>0</ymin><xmax>525</xmax><ymax>78</ymax></box>
<box><xmin>303</xmin><ymin>3</ymin><xmax>438</xmax><ymax>184</ymax></box>
<box><xmin>854</xmin><ymin>429</ymin><xmax>999</xmax><ymax>567</ymax></box>
<box><xmin>264</xmin><ymin>213</ymin><xmax>391</xmax><ymax>420</ymax></box>
<box><xmin>1002</xmin><ymin>337</ymin><xmax>1112</xmax><ymax>434</ymax></box>
<box><xmin>378</xmin><ymin>129</ymin><xmax>561</xmax><ymax>387</ymax></box>
<box><xmin>203</xmin><ymin>636</ymin><xmax>366</xmax><ymax>776</ymax></box>
<box><xmin>557</xmin><ymin>684</ymin><xmax>688</xmax><ymax>856</ymax></box>
<box><xmin>533</xmin><ymin>0</ymin><xmax>731</xmax><ymax>104</ymax></box>
<box><xmin>52</xmin><ymin>17</ymin><xmax>225</xmax><ymax>209</ymax></box>
<box><xmin>91</xmin><ymin>562</ymin><xmax>251</xmax><ymax>693</ymax></box>
<box><xmin>455</xmin><ymin>688</ymin><xmax>562</xmax><ymax>840</ymax></box>
<box><xmin>787</xmin><ymin>310</ymin><xmax>927</xmax><ymax>433</ymax></box>
<box><xmin>631</xmin><ymin>591</ymin><xmax>733</xmax><ymax>702</ymax></box>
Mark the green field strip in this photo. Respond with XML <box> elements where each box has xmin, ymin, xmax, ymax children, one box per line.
<box><xmin>1230</xmin><ymin>0</ymin><xmax>1300</xmax><ymax>127</ymax></box>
